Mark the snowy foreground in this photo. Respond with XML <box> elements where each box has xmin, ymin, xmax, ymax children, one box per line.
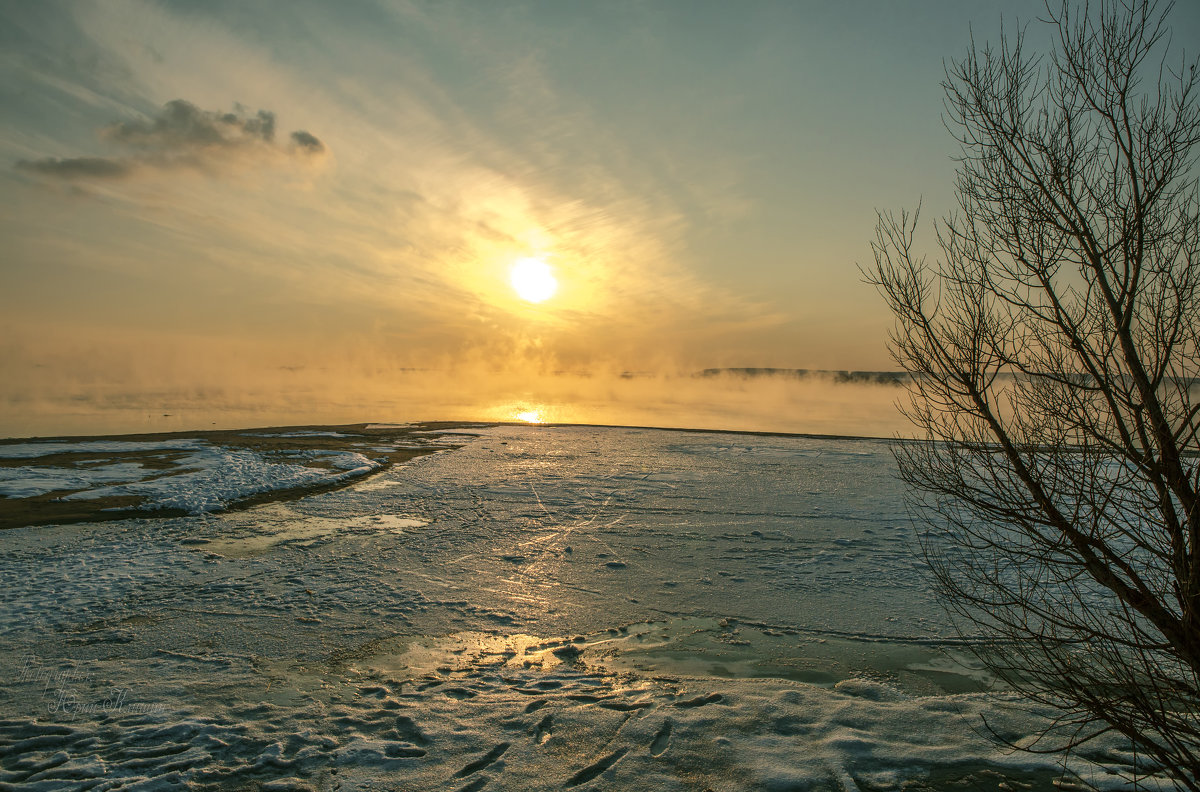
<box><xmin>0</xmin><ymin>425</ymin><xmax>1159</xmax><ymax>790</ymax></box>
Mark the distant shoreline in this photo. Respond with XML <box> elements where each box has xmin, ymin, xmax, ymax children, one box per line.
<box><xmin>526</xmin><ymin>421</ymin><xmax>896</xmax><ymax>443</ymax></box>
<box><xmin>0</xmin><ymin>419</ymin><xmax>897</xmax><ymax>447</ymax></box>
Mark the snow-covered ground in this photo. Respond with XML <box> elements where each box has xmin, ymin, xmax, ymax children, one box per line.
<box><xmin>0</xmin><ymin>439</ymin><xmax>380</xmax><ymax>512</ymax></box>
<box><xmin>0</xmin><ymin>426</ymin><xmax>1159</xmax><ymax>790</ymax></box>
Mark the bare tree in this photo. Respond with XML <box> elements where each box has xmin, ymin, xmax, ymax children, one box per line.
<box><xmin>866</xmin><ymin>0</ymin><xmax>1200</xmax><ymax>787</ymax></box>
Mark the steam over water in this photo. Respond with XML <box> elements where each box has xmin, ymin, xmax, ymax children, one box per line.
<box><xmin>0</xmin><ymin>369</ymin><xmax>913</xmax><ymax>439</ymax></box>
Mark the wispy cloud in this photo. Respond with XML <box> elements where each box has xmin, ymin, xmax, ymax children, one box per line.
<box><xmin>16</xmin><ymin>156</ymin><xmax>132</xmax><ymax>179</ymax></box>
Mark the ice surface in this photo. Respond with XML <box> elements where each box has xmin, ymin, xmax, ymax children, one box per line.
<box><xmin>245</xmin><ymin>431</ymin><xmax>352</xmax><ymax>438</ymax></box>
<box><xmin>0</xmin><ymin>425</ymin><xmax>1166</xmax><ymax>790</ymax></box>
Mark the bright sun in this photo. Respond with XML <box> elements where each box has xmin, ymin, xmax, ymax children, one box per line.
<box><xmin>510</xmin><ymin>258</ymin><xmax>558</xmax><ymax>303</ymax></box>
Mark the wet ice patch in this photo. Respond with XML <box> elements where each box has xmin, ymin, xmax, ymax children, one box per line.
<box><xmin>357</xmin><ymin>514</ymin><xmax>428</xmax><ymax>532</ymax></box>
<box><xmin>200</xmin><ymin>506</ymin><xmax>430</xmax><ymax>556</ymax></box>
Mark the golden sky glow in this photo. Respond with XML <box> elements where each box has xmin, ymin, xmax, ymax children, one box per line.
<box><xmin>2</xmin><ymin>1</ymin><xmax>1197</xmax><ymax>437</ymax></box>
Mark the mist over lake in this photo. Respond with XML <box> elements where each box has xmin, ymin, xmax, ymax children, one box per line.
<box><xmin>0</xmin><ymin>368</ymin><xmax>914</xmax><ymax>440</ymax></box>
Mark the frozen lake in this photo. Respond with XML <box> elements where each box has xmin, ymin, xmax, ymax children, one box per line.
<box><xmin>0</xmin><ymin>425</ymin><xmax>1147</xmax><ymax>790</ymax></box>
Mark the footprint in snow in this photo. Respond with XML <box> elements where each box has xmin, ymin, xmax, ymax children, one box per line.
<box><xmin>673</xmin><ymin>692</ymin><xmax>724</xmax><ymax>708</ymax></box>
<box><xmin>391</xmin><ymin>715</ymin><xmax>430</xmax><ymax>746</ymax></box>
<box><xmin>565</xmin><ymin>747</ymin><xmax>629</xmax><ymax>788</ymax></box>
<box><xmin>597</xmin><ymin>699</ymin><xmax>653</xmax><ymax>712</ymax></box>
<box><xmin>649</xmin><ymin>719</ymin><xmax>673</xmax><ymax>757</ymax></box>
<box><xmin>454</xmin><ymin>742</ymin><xmax>510</xmax><ymax>779</ymax></box>
<box><xmin>534</xmin><ymin>713</ymin><xmax>553</xmax><ymax>745</ymax></box>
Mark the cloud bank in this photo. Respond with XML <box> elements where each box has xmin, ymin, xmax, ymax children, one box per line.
<box><xmin>15</xmin><ymin>99</ymin><xmax>324</xmax><ymax>180</ymax></box>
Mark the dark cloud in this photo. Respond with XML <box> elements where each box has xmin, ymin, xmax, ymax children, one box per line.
<box><xmin>289</xmin><ymin>130</ymin><xmax>324</xmax><ymax>154</ymax></box>
<box><xmin>107</xmin><ymin>100</ymin><xmax>277</xmax><ymax>149</ymax></box>
<box><xmin>14</xmin><ymin>99</ymin><xmax>324</xmax><ymax>181</ymax></box>
<box><xmin>15</xmin><ymin>156</ymin><xmax>132</xmax><ymax>180</ymax></box>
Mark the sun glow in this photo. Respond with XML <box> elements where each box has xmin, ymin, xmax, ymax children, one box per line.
<box><xmin>515</xmin><ymin>410</ymin><xmax>542</xmax><ymax>423</ymax></box>
<box><xmin>510</xmin><ymin>258</ymin><xmax>558</xmax><ymax>303</ymax></box>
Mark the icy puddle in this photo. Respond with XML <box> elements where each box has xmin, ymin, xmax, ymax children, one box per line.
<box><xmin>0</xmin><ymin>425</ymin><xmax>1160</xmax><ymax>790</ymax></box>
<box><xmin>198</xmin><ymin>504</ymin><xmax>431</xmax><ymax>557</ymax></box>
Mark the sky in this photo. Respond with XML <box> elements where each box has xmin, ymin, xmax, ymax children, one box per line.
<box><xmin>2</xmin><ymin>0</ymin><xmax>1198</xmax><ymax>437</ymax></box>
